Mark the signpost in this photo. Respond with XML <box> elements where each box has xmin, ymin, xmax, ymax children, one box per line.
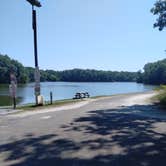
<box><xmin>9</xmin><ymin>73</ymin><xmax>17</xmax><ymax>109</ymax></box>
<box><xmin>34</xmin><ymin>67</ymin><xmax>40</xmax><ymax>97</ymax></box>
<box><xmin>26</xmin><ymin>0</ymin><xmax>42</xmax><ymax>105</ymax></box>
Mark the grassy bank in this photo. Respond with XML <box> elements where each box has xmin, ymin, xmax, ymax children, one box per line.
<box><xmin>16</xmin><ymin>98</ymin><xmax>86</xmax><ymax>111</ymax></box>
<box><xmin>155</xmin><ymin>85</ymin><xmax>166</xmax><ymax>106</ymax></box>
<box><xmin>0</xmin><ymin>95</ymin><xmax>22</xmax><ymax>106</ymax></box>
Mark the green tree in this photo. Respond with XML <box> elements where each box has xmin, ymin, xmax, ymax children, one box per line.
<box><xmin>143</xmin><ymin>59</ymin><xmax>166</xmax><ymax>84</ymax></box>
<box><xmin>25</xmin><ymin>67</ymin><xmax>35</xmax><ymax>82</ymax></box>
<box><xmin>136</xmin><ymin>70</ymin><xmax>143</xmax><ymax>83</ymax></box>
<box><xmin>151</xmin><ymin>0</ymin><xmax>166</xmax><ymax>31</ymax></box>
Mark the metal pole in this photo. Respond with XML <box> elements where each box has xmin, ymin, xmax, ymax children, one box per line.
<box><xmin>32</xmin><ymin>6</ymin><xmax>38</xmax><ymax>67</ymax></box>
<box><xmin>50</xmin><ymin>91</ymin><xmax>53</xmax><ymax>104</ymax></box>
<box><xmin>32</xmin><ymin>5</ymin><xmax>40</xmax><ymax>105</ymax></box>
<box><xmin>13</xmin><ymin>97</ymin><xmax>16</xmax><ymax>109</ymax></box>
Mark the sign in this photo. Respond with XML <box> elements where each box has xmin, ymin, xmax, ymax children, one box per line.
<box><xmin>9</xmin><ymin>84</ymin><xmax>17</xmax><ymax>97</ymax></box>
<box><xmin>34</xmin><ymin>67</ymin><xmax>40</xmax><ymax>96</ymax></box>
<box><xmin>10</xmin><ymin>73</ymin><xmax>17</xmax><ymax>83</ymax></box>
<box><xmin>34</xmin><ymin>67</ymin><xmax>40</xmax><ymax>83</ymax></box>
<box><xmin>9</xmin><ymin>73</ymin><xmax>17</xmax><ymax>98</ymax></box>
<box><xmin>9</xmin><ymin>82</ymin><xmax>17</xmax><ymax>98</ymax></box>
<box><xmin>35</xmin><ymin>83</ymin><xmax>40</xmax><ymax>96</ymax></box>
<box><xmin>9</xmin><ymin>72</ymin><xmax>17</xmax><ymax>109</ymax></box>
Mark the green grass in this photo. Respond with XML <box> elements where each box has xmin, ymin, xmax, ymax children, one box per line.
<box><xmin>90</xmin><ymin>95</ymin><xmax>107</xmax><ymax>99</ymax></box>
<box><xmin>17</xmin><ymin>98</ymin><xmax>85</xmax><ymax>111</ymax></box>
<box><xmin>12</xmin><ymin>95</ymin><xmax>113</xmax><ymax>114</ymax></box>
<box><xmin>154</xmin><ymin>85</ymin><xmax>166</xmax><ymax>106</ymax></box>
<box><xmin>0</xmin><ymin>95</ymin><xmax>22</xmax><ymax>106</ymax></box>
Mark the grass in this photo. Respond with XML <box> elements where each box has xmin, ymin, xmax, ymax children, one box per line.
<box><xmin>90</xmin><ymin>95</ymin><xmax>107</xmax><ymax>99</ymax></box>
<box><xmin>14</xmin><ymin>93</ymin><xmax>140</xmax><ymax>112</ymax></box>
<box><xmin>14</xmin><ymin>95</ymin><xmax>108</xmax><ymax>114</ymax></box>
<box><xmin>16</xmin><ymin>98</ymin><xmax>86</xmax><ymax>111</ymax></box>
<box><xmin>0</xmin><ymin>95</ymin><xmax>22</xmax><ymax>106</ymax></box>
<box><xmin>154</xmin><ymin>85</ymin><xmax>166</xmax><ymax>106</ymax></box>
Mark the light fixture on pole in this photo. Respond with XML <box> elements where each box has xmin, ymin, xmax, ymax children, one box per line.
<box><xmin>27</xmin><ymin>0</ymin><xmax>41</xmax><ymax>7</ymax></box>
<box><xmin>26</xmin><ymin>0</ymin><xmax>42</xmax><ymax>105</ymax></box>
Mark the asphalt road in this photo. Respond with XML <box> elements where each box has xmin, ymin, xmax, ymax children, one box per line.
<box><xmin>0</xmin><ymin>92</ymin><xmax>166</xmax><ymax>166</ymax></box>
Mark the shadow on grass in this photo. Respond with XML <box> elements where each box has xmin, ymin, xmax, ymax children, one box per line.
<box><xmin>0</xmin><ymin>104</ymin><xmax>166</xmax><ymax>166</ymax></box>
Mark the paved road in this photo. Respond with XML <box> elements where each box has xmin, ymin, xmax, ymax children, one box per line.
<box><xmin>0</xmin><ymin>92</ymin><xmax>166</xmax><ymax>166</ymax></box>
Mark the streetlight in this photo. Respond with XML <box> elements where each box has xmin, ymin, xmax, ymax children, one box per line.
<box><xmin>27</xmin><ymin>0</ymin><xmax>41</xmax><ymax>7</ymax></box>
<box><xmin>26</xmin><ymin>0</ymin><xmax>42</xmax><ymax>105</ymax></box>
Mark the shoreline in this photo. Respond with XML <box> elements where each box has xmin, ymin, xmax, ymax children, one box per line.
<box><xmin>0</xmin><ymin>90</ymin><xmax>157</xmax><ymax>117</ymax></box>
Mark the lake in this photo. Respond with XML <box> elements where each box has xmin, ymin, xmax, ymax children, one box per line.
<box><xmin>0</xmin><ymin>82</ymin><xmax>156</xmax><ymax>106</ymax></box>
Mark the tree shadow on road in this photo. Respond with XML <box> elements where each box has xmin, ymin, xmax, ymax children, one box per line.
<box><xmin>0</xmin><ymin>104</ymin><xmax>166</xmax><ymax>166</ymax></box>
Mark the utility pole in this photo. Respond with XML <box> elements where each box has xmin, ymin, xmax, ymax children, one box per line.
<box><xmin>26</xmin><ymin>0</ymin><xmax>42</xmax><ymax>105</ymax></box>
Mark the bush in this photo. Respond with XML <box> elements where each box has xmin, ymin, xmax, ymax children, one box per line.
<box><xmin>156</xmin><ymin>85</ymin><xmax>166</xmax><ymax>105</ymax></box>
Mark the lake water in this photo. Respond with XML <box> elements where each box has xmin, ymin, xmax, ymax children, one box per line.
<box><xmin>0</xmin><ymin>82</ymin><xmax>156</xmax><ymax>106</ymax></box>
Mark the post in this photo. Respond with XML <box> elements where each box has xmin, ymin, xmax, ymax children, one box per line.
<box><xmin>50</xmin><ymin>91</ymin><xmax>53</xmax><ymax>104</ymax></box>
<box><xmin>32</xmin><ymin>7</ymin><xmax>38</xmax><ymax>67</ymax></box>
<box><xmin>26</xmin><ymin>0</ymin><xmax>42</xmax><ymax>106</ymax></box>
<box><xmin>32</xmin><ymin>6</ymin><xmax>40</xmax><ymax>105</ymax></box>
<box><xmin>9</xmin><ymin>73</ymin><xmax>17</xmax><ymax>109</ymax></box>
<box><xmin>13</xmin><ymin>97</ymin><xmax>16</xmax><ymax>109</ymax></box>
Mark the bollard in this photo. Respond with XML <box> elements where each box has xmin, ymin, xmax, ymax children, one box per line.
<box><xmin>50</xmin><ymin>91</ymin><xmax>53</xmax><ymax>104</ymax></box>
<box><xmin>13</xmin><ymin>97</ymin><xmax>16</xmax><ymax>109</ymax></box>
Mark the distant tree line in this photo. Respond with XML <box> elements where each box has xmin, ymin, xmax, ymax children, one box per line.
<box><xmin>0</xmin><ymin>54</ymin><xmax>138</xmax><ymax>84</ymax></box>
<box><xmin>14</xmin><ymin>67</ymin><xmax>138</xmax><ymax>83</ymax></box>
<box><xmin>59</xmin><ymin>69</ymin><xmax>137</xmax><ymax>82</ymax></box>
<box><xmin>1</xmin><ymin>54</ymin><xmax>166</xmax><ymax>85</ymax></box>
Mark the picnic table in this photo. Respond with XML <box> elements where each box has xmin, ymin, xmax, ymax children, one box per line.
<box><xmin>73</xmin><ymin>92</ymin><xmax>90</xmax><ymax>99</ymax></box>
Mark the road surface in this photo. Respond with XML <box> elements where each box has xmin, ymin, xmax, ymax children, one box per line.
<box><xmin>0</xmin><ymin>91</ymin><xmax>166</xmax><ymax>166</ymax></box>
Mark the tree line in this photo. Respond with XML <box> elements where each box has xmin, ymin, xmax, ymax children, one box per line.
<box><xmin>1</xmin><ymin>54</ymin><xmax>166</xmax><ymax>85</ymax></box>
<box><xmin>139</xmin><ymin>59</ymin><xmax>166</xmax><ymax>85</ymax></box>
<box><xmin>0</xmin><ymin>54</ymin><xmax>138</xmax><ymax>84</ymax></box>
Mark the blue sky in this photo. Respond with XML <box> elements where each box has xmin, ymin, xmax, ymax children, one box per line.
<box><xmin>0</xmin><ymin>0</ymin><xmax>166</xmax><ymax>71</ymax></box>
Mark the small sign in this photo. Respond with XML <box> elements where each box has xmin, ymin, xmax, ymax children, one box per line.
<box><xmin>9</xmin><ymin>72</ymin><xmax>17</xmax><ymax>109</ymax></box>
<box><xmin>34</xmin><ymin>67</ymin><xmax>40</xmax><ymax>83</ymax></box>
<box><xmin>10</xmin><ymin>73</ymin><xmax>17</xmax><ymax>84</ymax></box>
<box><xmin>35</xmin><ymin>85</ymin><xmax>40</xmax><ymax>96</ymax></box>
<box><xmin>9</xmin><ymin>83</ymin><xmax>17</xmax><ymax>98</ymax></box>
<box><xmin>9</xmin><ymin>73</ymin><xmax>17</xmax><ymax>98</ymax></box>
<box><xmin>34</xmin><ymin>67</ymin><xmax>41</xmax><ymax>96</ymax></box>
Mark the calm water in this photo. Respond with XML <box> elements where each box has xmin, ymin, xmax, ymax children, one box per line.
<box><xmin>0</xmin><ymin>82</ymin><xmax>156</xmax><ymax>106</ymax></box>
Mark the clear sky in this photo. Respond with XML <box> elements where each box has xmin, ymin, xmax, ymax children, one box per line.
<box><xmin>0</xmin><ymin>0</ymin><xmax>166</xmax><ymax>71</ymax></box>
